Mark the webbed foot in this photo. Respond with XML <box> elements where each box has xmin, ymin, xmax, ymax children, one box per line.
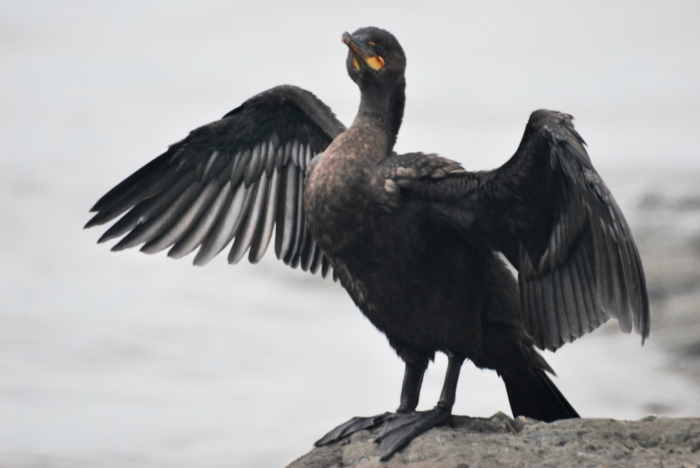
<box><xmin>314</xmin><ymin>412</ymin><xmax>396</xmax><ymax>446</ymax></box>
<box><xmin>315</xmin><ymin>355</ymin><xmax>460</xmax><ymax>460</ymax></box>
<box><xmin>375</xmin><ymin>405</ymin><xmax>451</xmax><ymax>461</ymax></box>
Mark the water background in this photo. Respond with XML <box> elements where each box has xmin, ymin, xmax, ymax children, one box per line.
<box><xmin>1</xmin><ymin>1</ymin><xmax>699</xmax><ymax>466</ymax></box>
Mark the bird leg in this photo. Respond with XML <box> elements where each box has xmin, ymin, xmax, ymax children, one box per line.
<box><xmin>374</xmin><ymin>355</ymin><xmax>465</xmax><ymax>461</ymax></box>
<box><xmin>314</xmin><ymin>359</ymin><xmax>427</xmax><ymax>446</ymax></box>
<box><xmin>397</xmin><ymin>358</ymin><xmax>428</xmax><ymax>413</ymax></box>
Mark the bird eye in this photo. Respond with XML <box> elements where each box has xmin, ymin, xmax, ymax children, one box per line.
<box><xmin>367</xmin><ymin>41</ymin><xmax>383</xmax><ymax>54</ymax></box>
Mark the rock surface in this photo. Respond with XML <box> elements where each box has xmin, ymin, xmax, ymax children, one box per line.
<box><xmin>287</xmin><ymin>413</ymin><xmax>700</xmax><ymax>468</ymax></box>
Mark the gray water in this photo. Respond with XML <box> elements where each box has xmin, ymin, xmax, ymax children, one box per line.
<box><xmin>1</xmin><ymin>1</ymin><xmax>700</xmax><ymax>466</ymax></box>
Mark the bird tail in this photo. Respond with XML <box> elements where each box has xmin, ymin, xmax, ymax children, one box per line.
<box><xmin>502</xmin><ymin>366</ymin><xmax>580</xmax><ymax>422</ymax></box>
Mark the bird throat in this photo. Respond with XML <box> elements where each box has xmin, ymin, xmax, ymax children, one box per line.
<box><xmin>354</xmin><ymin>77</ymin><xmax>406</xmax><ymax>152</ymax></box>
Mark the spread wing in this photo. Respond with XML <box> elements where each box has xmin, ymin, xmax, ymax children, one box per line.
<box><xmin>383</xmin><ymin>110</ymin><xmax>649</xmax><ymax>351</ymax></box>
<box><xmin>85</xmin><ymin>85</ymin><xmax>345</xmax><ymax>277</ymax></box>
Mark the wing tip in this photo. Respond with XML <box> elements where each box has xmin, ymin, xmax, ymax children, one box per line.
<box><xmin>88</xmin><ymin>197</ymin><xmax>108</xmax><ymax>214</ymax></box>
<box><xmin>139</xmin><ymin>243</ymin><xmax>161</xmax><ymax>255</ymax></box>
<box><xmin>84</xmin><ymin>214</ymin><xmax>103</xmax><ymax>229</ymax></box>
<box><xmin>192</xmin><ymin>253</ymin><xmax>213</xmax><ymax>267</ymax></box>
<box><xmin>109</xmin><ymin>243</ymin><xmax>126</xmax><ymax>252</ymax></box>
<box><xmin>96</xmin><ymin>231</ymin><xmax>114</xmax><ymax>244</ymax></box>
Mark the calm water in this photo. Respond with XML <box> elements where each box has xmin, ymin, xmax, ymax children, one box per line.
<box><xmin>1</xmin><ymin>1</ymin><xmax>699</xmax><ymax>466</ymax></box>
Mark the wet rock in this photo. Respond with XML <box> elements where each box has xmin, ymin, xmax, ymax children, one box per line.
<box><xmin>287</xmin><ymin>413</ymin><xmax>700</xmax><ymax>468</ymax></box>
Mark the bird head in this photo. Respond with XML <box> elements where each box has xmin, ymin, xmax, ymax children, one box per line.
<box><xmin>343</xmin><ymin>27</ymin><xmax>406</xmax><ymax>91</ymax></box>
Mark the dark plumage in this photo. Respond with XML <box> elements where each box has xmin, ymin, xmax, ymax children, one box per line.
<box><xmin>86</xmin><ymin>27</ymin><xmax>649</xmax><ymax>460</ymax></box>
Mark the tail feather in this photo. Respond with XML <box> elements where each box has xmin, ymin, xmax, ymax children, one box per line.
<box><xmin>503</xmin><ymin>366</ymin><xmax>579</xmax><ymax>422</ymax></box>
<box><xmin>480</xmin><ymin>322</ymin><xmax>579</xmax><ymax>422</ymax></box>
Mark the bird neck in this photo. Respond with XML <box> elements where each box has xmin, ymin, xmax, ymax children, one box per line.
<box><xmin>353</xmin><ymin>77</ymin><xmax>406</xmax><ymax>153</ymax></box>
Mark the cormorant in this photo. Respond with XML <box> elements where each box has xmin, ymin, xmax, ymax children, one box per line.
<box><xmin>85</xmin><ymin>27</ymin><xmax>649</xmax><ymax>461</ymax></box>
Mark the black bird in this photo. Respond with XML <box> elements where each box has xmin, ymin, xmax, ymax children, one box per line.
<box><xmin>86</xmin><ymin>27</ymin><xmax>649</xmax><ymax>460</ymax></box>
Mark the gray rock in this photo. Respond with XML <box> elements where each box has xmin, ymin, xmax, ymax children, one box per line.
<box><xmin>287</xmin><ymin>413</ymin><xmax>700</xmax><ymax>468</ymax></box>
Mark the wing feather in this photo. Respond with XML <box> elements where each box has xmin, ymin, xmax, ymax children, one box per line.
<box><xmin>231</xmin><ymin>148</ymin><xmax>251</xmax><ymax>186</ymax></box>
<box><xmin>285</xmin><ymin>165</ymin><xmax>307</xmax><ymax>266</ymax></box>
<box><xmin>275</xmin><ymin>163</ymin><xmax>299</xmax><ymax>260</ymax></box>
<box><xmin>561</xmin><ymin>262</ymin><xmax>581</xmax><ymax>339</ymax></box>
<box><xmin>531</xmin><ymin>278</ymin><xmax>546</xmax><ymax>349</ymax></box>
<box><xmin>321</xmin><ymin>256</ymin><xmax>332</xmax><ymax>279</ymax></box>
<box><xmin>87</xmin><ymin>85</ymin><xmax>342</xmax><ymax>280</ymax></box>
<box><xmin>194</xmin><ymin>182</ymin><xmax>252</xmax><ymax>266</ymax></box>
<box><xmin>393</xmin><ymin>109</ymin><xmax>649</xmax><ymax>350</ymax></box>
<box><xmin>110</xmin><ymin>182</ymin><xmax>202</xmax><ymax>251</ymax></box>
<box><xmin>568</xmin><ymin>247</ymin><xmax>591</xmax><ymax>334</ymax></box>
<box><xmin>229</xmin><ymin>172</ymin><xmax>270</xmax><ymax>264</ymax></box>
<box><xmin>244</xmin><ymin>142</ymin><xmax>265</xmax><ymax>188</ymax></box>
<box><xmin>141</xmin><ymin>179</ymin><xmax>221</xmax><ymax>254</ymax></box>
<box><xmin>249</xmin><ymin>169</ymin><xmax>280</xmax><ymax>263</ymax></box>
<box><xmin>168</xmin><ymin>181</ymin><xmax>233</xmax><ymax>259</ymax></box>
<box><xmin>513</xmin><ymin>112</ymin><xmax>648</xmax><ymax>349</ymax></box>
<box><xmin>107</xmin><ymin>171</ymin><xmax>198</xmax><ymax>248</ymax></box>
<box><xmin>309</xmin><ymin>244</ymin><xmax>324</xmax><ymax>274</ymax></box>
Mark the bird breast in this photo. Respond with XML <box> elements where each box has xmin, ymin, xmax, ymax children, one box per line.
<box><xmin>304</xmin><ymin>128</ymin><xmax>388</xmax><ymax>256</ymax></box>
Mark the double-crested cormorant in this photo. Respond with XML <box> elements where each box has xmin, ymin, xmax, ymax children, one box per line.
<box><xmin>86</xmin><ymin>27</ymin><xmax>649</xmax><ymax>460</ymax></box>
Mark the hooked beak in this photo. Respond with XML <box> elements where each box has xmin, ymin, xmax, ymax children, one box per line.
<box><xmin>342</xmin><ymin>32</ymin><xmax>385</xmax><ymax>71</ymax></box>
